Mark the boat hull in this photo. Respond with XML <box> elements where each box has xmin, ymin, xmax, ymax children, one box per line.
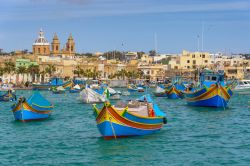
<box><xmin>154</xmin><ymin>92</ymin><xmax>167</xmax><ymax>97</ymax></box>
<box><xmin>94</xmin><ymin>103</ymin><xmax>164</xmax><ymax>139</ymax></box>
<box><xmin>185</xmin><ymin>84</ymin><xmax>233</xmax><ymax>107</ymax></box>
<box><xmin>33</xmin><ymin>81</ymin><xmax>72</xmax><ymax>90</ymax></box>
<box><xmin>97</xmin><ymin>121</ymin><xmax>160</xmax><ymax>139</ymax></box>
<box><xmin>12</xmin><ymin>96</ymin><xmax>53</xmax><ymax>122</ymax></box>
<box><xmin>166</xmin><ymin>86</ymin><xmax>184</xmax><ymax>99</ymax></box>
<box><xmin>13</xmin><ymin>109</ymin><xmax>51</xmax><ymax>122</ymax></box>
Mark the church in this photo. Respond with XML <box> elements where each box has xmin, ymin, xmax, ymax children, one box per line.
<box><xmin>32</xmin><ymin>29</ymin><xmax>75</xmax><ymax>57</ymax></box>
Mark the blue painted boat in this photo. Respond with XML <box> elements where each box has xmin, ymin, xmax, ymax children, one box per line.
<box><xmin>33</xmin><ymin>78</ymin><xmax>72</xmax><ymax>90</ymax></box>
<box><xmin>166</xmin><ymin>84</ymin><xmax>185</xmax><ymax>99</ymax></box>
<box><xmin>69</xmin><ymin>89</ymin><xmax>81</xmax><ymax>93</ymax></box>
<box><xmin>93</xmin><ymin>94</ymin><xmax>167</xmax><ymax>139</ymax></box>
<box><xmin>127</xmin><ymin>84</ymin><xmax>138</xmax><ymax>92</ymax></box>
<box><xmin>0</xmin><ymin>90</ymin><xmax>17</xmax><ymax>101</ymax></box>
<box><xmin>51</xmin><ymin>86</ymin><xmax>66</xmax><ymax>94</ymax></box>
<box><xmin>184</xmin><ymin>70</ymin><xmax>233</xmax><ymax>107</ymax></box>
<box><xmin>166</xmin><ymin>77</ymin><xmax>186</xmax><ymax>99</ymax></box>
<box><xmin>11</xmin><ymin>91</ymin><xmax>53</xmax><ymax>122</ymax></box>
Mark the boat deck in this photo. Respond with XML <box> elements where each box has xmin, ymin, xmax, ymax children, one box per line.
<box><xmin>115</xmin><ymin>101</ymin><xmax>149</xmax><ymax>117</ymax></box>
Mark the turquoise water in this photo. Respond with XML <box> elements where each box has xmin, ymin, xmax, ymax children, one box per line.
<box><xmin>0</xmin><ymin>90</ymin><xmax>250</xmax><ymax>165</ymax></box>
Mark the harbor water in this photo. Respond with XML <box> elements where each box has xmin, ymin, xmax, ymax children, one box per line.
<box><xmin>0</xmin><ymin>90</ymin><xmax>250</xmax><ymax>165</ymax></box>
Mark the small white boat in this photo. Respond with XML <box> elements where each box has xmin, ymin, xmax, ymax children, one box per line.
<box><xmin>122</xmin><ymin>91</ymin><xmax>130</xmax><ymax>96</ymax></box>
<box><xmin>234</xmin><ymin>80</ymin><xmax>250</xmax><ymax>92</ymax></box>
<box><xmin>79</xmin><ymin>87</ymin><xmax>106</xmax><ymax>103</ymax></box>
<box><xmin>110</xmin><ymin>94</ymin><xmax>121</xmax><ymax>100</ymax></box>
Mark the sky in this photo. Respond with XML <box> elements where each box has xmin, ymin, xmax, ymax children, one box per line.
<box><xmin>0</xmin><ymin>0</ymin><xmax>250</xmax><ymax>54</ymax></box>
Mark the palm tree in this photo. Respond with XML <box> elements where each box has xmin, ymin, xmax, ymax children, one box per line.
<box><xmin>0</xmin><ymin>67</ymin><xmax>4</xmax><ymax>76</ymax></box>
<box><xmin>83</xmin><ymin>69</ymin><xmax>93</xmax><ymax>80</ymax></box>
<box><xmin>73</xmin><ymin>65</ymin><xmax>83</xmax><ymax>77</ymax></box>
<box><xmin>137</xmin><ymin>70</ymin><xmax>144</xmax><ymax>79</ymax></box>
<box><xmin>4</xmin><ymin>61</ymin><xmax>15</xmax><ymax>82</ymax></box>
<box><xmin>92</xmin><ymin>68</ymin><xmax>101</xmax><ymax>80</ymax></box>
<box><xmin>40</xmin><ymin>70</ymin><xmax>46</xmax><ymax>83</ymax></box>
<box><xmin>27</xmin><ymin>64</ymin><xmax>40</xmax><ymax>82</ymax></box>
<box><xmin>119</xmin><ymin>69</ymin><xmax>128</xmax><ymax>80</ymax></box>
<box><xmin>45</xmin><ymin>64</ymin><xmax>56</xmax><ymax>78</ymax></box>
<box><xmin>16</xmin><ymin>66</ymin><xmax>27</xmax><ymax>83</ymax></box>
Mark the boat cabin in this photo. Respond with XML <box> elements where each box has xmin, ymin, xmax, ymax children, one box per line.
<box><xmin>199</xmin><ymin>70</ymin><xmax>225</xmax><ymax>87</ymax></box>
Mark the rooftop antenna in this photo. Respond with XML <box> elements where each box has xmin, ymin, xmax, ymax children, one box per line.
<box><xmin>197</xmin><ymin>35</ymin><xmax>200</xmax><ymax>52</ymax></box>
<box><xmin>154</xmin><ymin>33</ymin><xmax>158</xmax><ymax>55</ymax></box>
<box><xmin>201</xmin><ymin>22</ymin><xmax>204</xmax><ymax>52</ymax></box>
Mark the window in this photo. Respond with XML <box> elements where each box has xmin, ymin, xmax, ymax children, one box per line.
<box><xmin>187</xmin><ymin>66</ymin><xmax>190</xmax><ymax>69</ymax></box>
<box><xmin>38</xmin><ymin>48</ymin><xmax>40</xmax><ymax>53</ymax></box>
<box><xmin>44</xmin><ymin>48</ymin><xmax>46</xmax><ymax>53</ymax></box>
<box><xmin>192</xmin><ymin>54</ymin><xmax>195</xmax><ymax>58</ymax></box>
<box><xmin>56</xmin><ymin>45</ymin><xmax>59</xmax><ymax>51</ymax></box>
<box><xmin>211</xmin><ymin>76</ymin><xmax>217</xmax><ymax>81</ymax></box>
<box><xmin>71</xmin><ymin>46</ymin><xmax>73</xmax><ymax>51</ymax></box>
<box><xmin>193</xmin><ymin>60</ymin><xmax>196</xmax><ymax>64</ymax></box>
<box><xmin>202</xmin><ymin>54</ymin><xmax>205</xmax><ymax>58</ymax></box>
<box><xmin>187</xmin><ymin>60</ymin><xmax>190</xmax><ymax>63</ymax></box>
<box><xmin>205</xmin><ymin>60</ymin><xmax>208</xmax><ymax>63</ymax></box>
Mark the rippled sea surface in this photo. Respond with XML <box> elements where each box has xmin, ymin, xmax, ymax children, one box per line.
<box><xmin>0</xmin><ymin>89</ymin><xmax>250</xmax><ymax>166</ymax></box>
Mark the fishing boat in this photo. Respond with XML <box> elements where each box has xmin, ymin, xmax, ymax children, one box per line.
<box><xmin>33</xmin><ymin>77</ymin><xmax>72</xmax><ymax>90</ymax></box>
<box><xmin>0</xmin><ymin>90</ymin><xmax>17</xmax><ymax>101</ymax></box>
<box><xmin>137</xmin><ymin>87</ymin><xmax>145</xmax><ymax>92</ymax></box>
<box><xmin>69</xmin><ymin>84</ymin><xmax>81</xmax><ymax>93</ymax></box>
<box><xmin>79</xmin><ymin>87</ymin><xmax>106</xmax><ymax>103</ymax></box>
<box><xmin>51</xmin><ymin>86</ymin><xmax>66</xmax><ymax>94</ymax></box>
<box><xmin>11</xmin><ymin>91</ymin><xmax>53</xmax><ymax>122</ymax></box>
<box><xmin>127</xmin><ymin>84</ymin><xmax>137</xmax><ymax>92</ymax></box>
<box><xmin>166</xmin><ymin>77</ymin><xmax>185</xmax><ymax>99</ymax></box>
<box><xmin>154</xmin><ymin>86</ymin><xmax>167</xmax><ymax>97</ymax></box>
<box><xmin>93</xmin><ymin>94</ymin><xmax>167</xmax><ymax>139</ymax></box>
<box><xmin>184</xmin><ymin>70</ymin><xmax>233</xmax><ymax>107</ymax></box>
<box><xmin>122</xmin><ymin>91</ymin><xmax>130</xmax><ymax>96</ymax></box>
<box><xmin>166</xmin><ymin>84</ymin><xmax>185</xmax><ymax>99</ymax></box>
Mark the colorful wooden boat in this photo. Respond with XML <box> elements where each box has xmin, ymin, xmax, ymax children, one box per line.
<box><xmin>185</xmin><ymin>84</ymin><xmax>233</xmax><ymax>107</ymax></box>
<box><xmin>51</xmin><ymin>86</ymin><xmax>66</xmax><ymax>94</ymax></box>
<box><xmin>69</xmin><ymin>84</ymin><xmax>81</xmax><ymax>93</ymax></box>
<box><xmin>166</xmin><ymin>85</ymin><xmax>184</xmax><ymax>99</ymax></box>
<box><xmin>33</xmin><ymin>78</ymin><xmax>72</xmax><ymax>90</ymax></box>
<box><xmin>127</xmin><ymin>84</ymin><xmax>138</xmax><ymax>92</ymax></box>
<box><xmin>154</xmin><ymin>86</ymin><xmax>167</xmax><ymax>97</ymax></box>
<box><xmin>0</xmin><ymin>90</ymin><xmax>17</xmax><ymax>101</ymax></box>
<box><xmin>137</xmin><ymin>87</ymin><xmax>145</xmax><ymax>92</ymax></box>
<box><xmin>79</xmin><ymin>87</ymin><xmax>106</xmax><ymax>103</ymax></box>
<box><xmin>93</xmin><ymin>94</ymin><xmax>167</xmax><ymax>139</ymax></box>
<box><xmin>11</xmin><ymin>91</ymin><xmax>53</xmax><ymax>122</ymax></box>
<box><xmin>184</xmin><ymin>70</ymin><xmax>233</xmax><ymax>107</ymax></box>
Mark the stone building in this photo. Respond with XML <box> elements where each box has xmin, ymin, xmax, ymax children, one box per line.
<box><xmin>33</xmin><ymin>29</ymin><xmax>75</xmax><ymax>57</ymax></box>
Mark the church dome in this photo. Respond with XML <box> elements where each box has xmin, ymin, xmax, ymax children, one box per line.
<box><xmin>33</xmin><ymin>29</ymin><xmax>50</xmax><ymax>46</ymax></box>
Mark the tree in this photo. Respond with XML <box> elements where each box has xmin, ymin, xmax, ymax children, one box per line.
<box><xmin>16</xmin><ymin>66</ymin><xmax>27</xmax><ymax>83</ymax></box>
<box><xmin>137</xmin><ymin>70</ymin><xmax>144</xmax><ymax>79</ymax></box>
<box><xmin>118</xmin><ymin>69</ymin><xmax>128</xmax><ymax>80</ymax></box>
<box><xmin>137</xmin><ymin>51</ymin><xmax>145</xmax><ymax>59</ymax></box>
<box><xmin>83</xmin><ymin>69</ymin><xmax>93</xmax><ymax>80</ymax></box>
<box><xmin>149</xmin><ymin>50</ymin><xmax>156</xmax><ymax>56</ymax></box>
<box><xmin>92</xmin><ymin>68</ymin><xmax>101</xmax><ymax>80</ymax></box>
<box><xmin>4</xmin><ymin>61</ymin><xmax>15</xmax><ymax>82</ymax></box>
<box><xmin>45</xmin><ymin>64</ymin><xmax>56</xmax><ymax>78</ymax></box>
<box><xmin>40</xmin><ymin>70</ymin><xmax>46</xmax><ymax>83</ymax></box>
<box><xmin>73</xmin><ymin>65</ymin><xmax>83</xmax><ymax>77</ymax></box>
<box><xmin>27</xmin><ymin>64</ymin><xmax>40</xmax><ymax>82</ymax></box>
<box><xmin>161</xmin><ymin>57</ymin><xmax>171</xmax><ymax>64</ymax></box>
